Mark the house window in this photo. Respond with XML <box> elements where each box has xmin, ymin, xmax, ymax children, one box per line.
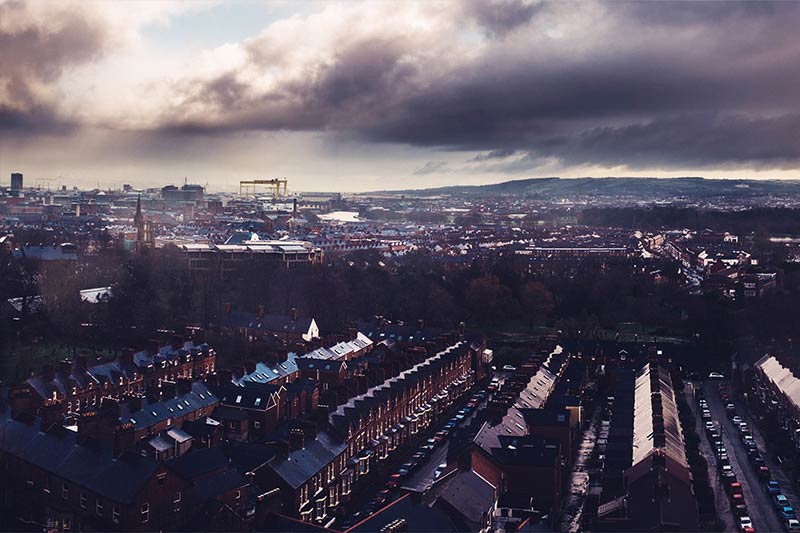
<box><xmin>141</xmin><ymin>503</ymin><xmax>150</xmax><ymax>523</ymax></box>
<box><xmin>112</xmin><ymin>506</ymin><xmax>120</xmax><ymax>524</ymax></box>
<box><xmin>62</xmin><ymin>483</ymin><xmax>69</xmax><ymax>500</ymax></box>
<box><xmin>174</xmin><ymin>491</ymin><xmax>182</xmax><ymax>512</ymax></box>
<box><xmin>80</xmin><ymin>492</ymin><xmax>87</xmax><ymax>509</ymax></box>
<box><xmin>96</xmin><ymin>499</ymin><xmax>104</xmax><ymax>516</ymax></box>
<box><xmin>314</xmin><ymin>496</ymin><xmax>326</xmax><ymax>520</ymax></box>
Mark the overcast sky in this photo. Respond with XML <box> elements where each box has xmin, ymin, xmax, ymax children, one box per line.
<box><xmin>2</xmin><ymin>0</ymin><xmax>800</xmax><ymax>192</ymax></box>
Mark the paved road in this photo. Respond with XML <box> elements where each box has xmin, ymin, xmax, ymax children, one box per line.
<box><xmin>703</xmin><ymin>381</ymin><xmax>785</xmax><ymax>533</ymax></box>
<box><xmin>686</xmin><ymin>386</ymin><xmax>735</xmax><ymax>533</ymax></box>
<box><xmin>739</xmin><ymin>395</ymin><xmax>800</xmax><ymax>513</ymax></box>
<box><xmin>559</xmin><ymin>405</ymin><xmax>600</xmax><ymax>533</ymax></box>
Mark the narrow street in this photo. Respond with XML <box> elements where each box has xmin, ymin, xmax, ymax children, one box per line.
<box><xmin>685</xmin><ymin>387</ymin><xmax>735</xmax><ymax>533</ymax></box>
<box><xmin>702</xmin><ymin>381</ymin><xmax>785</xmax><ymax>533</ymax></box>
<box><xmin>740</xmin><ymin>394</ymin><xmax>800</xmax><ymax>511</ymax></box>
<box><xmin>559</xmin><ymin>406</ymin><xmax>600</xmax><ymax>533</ymax></box>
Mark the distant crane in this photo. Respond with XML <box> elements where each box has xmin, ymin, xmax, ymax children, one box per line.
<box><xmin>239</xmin><ymin>178</ymin><xmax>288</xmax><ymax>200</ymax></box>
<box><xmin>35</xmin><ymin>177</ymin><xmax>56</xmax><ymax>191</ymax></box>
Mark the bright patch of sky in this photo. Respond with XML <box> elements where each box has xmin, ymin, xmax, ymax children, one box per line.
<box><xmin>139</xmin><ymin>1</ymin><xmax>316</xmax><ymax>50</ymax></box>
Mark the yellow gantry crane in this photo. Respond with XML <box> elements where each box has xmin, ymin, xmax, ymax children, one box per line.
<box><xmin>239</xmin><ymin>178</ymin><xmax>288</xmax><ymax>200</ymax></box>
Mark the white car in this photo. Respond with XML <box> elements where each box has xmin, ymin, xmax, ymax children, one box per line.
<box><xmin>709</xmin><ymin>372</ymin><xmax>726</xmax><ymax>379</ymax></box>
<box><xmin>739</xmin><ymin>516</ymin><xmax>752</xmax><ymax>530</ymax></box>
<box><xmin>732</xmin><ymin>416</ymin><xmax>743</xmax><ymax>424</ymax></box>
<box><xmin>502</xmin><ymin>365</ymin><xmax>516</xmax><ymax>372</ymax></box>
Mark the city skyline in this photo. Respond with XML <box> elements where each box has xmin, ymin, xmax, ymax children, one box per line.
<box><xmin>2</xmin><ymin>0</ymin><xmax>800</xmax><ymax>191</ymax></box>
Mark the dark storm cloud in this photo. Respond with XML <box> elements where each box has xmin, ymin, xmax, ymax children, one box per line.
<box><xmin>158</xmin><ymin>1</ymin><xmax>800</xmax><ymax>171</ymax></box>
<box><xmin>0</xmin><ymin>1</ymin><xmax>109</xmax><ymax>134</ymax></box>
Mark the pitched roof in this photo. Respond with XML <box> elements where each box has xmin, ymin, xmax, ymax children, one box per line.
<box><xmin>223</xmin><ymin>311</ymin><xmax>314</xmax><ymax>335</ymax></box>
<box><xmin>437</xmin><ymin>470</ymin><xmax>496</xmax><ymax>525</ymax></box>
<box><xmin>0</xmin><ymin>417</ymin><xmax>161</xmax><ymax>503</ymax></box>
<box><xmin>119</xmin><ymin>382</ymin><xmax>219</xmax><ymax>430</ymax></box>
<box><xmin>267</xmin><ymin>431</ymin><xmax>347</xmax><ymax>490</ymax></box>
<box><xmin>233</xmin><ymin>354</ymin><xmax>299</xmax><ymax>386</ymax></box>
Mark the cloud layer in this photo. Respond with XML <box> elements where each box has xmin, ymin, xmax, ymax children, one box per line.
<box><xmin>3</xmin><ymin>0</ymin><xmax>800</xmax><ymax>186</ymax></box>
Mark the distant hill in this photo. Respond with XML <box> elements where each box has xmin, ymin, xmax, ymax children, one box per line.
<box><xmin>371</xmin><ymin>177</ymin><xmax>800</xmax><ymax>199</ymax></box>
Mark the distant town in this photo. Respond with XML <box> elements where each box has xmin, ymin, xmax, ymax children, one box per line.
<box><xmin>2</xmin><ymin>171</ymin><xmax>800</xmax><ymax>533</ymax></box>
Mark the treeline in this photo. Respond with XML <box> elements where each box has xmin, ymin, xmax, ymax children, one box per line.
<box><xmin>6</xmin><ymin>245</ymin><xmax>800</xmax><ymax>380</ymax></box>
<box><xmin>580</xmin><ymin>206</ymin><xmax>800</xmax><ymax>234</ymax></box>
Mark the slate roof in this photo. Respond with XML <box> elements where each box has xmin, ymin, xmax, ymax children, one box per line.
<box><xmin>474</xmin><ymin>347</ymin><xmax>565</xmax><ymax>454</ymax></box>
<box><xmin>119</xmin><ymin>382</ymin><xmax>218</xmax><ymax>430</ymax></box>
<box><xmin>218</xmin><ymin>383</ymin><xmax>282</xmax><ymax>411</ymax></box>
<box><xmin>756</xmin><ymin>354</ymin><xmax>800</xmax><ymax>411</ymax></box>
<box><xmin>296</xmin><ymin>357</ymin><xmax>345</xmax><ymax>373</ymax></box>
<box><xmin>223</xmin><ymin>311</ymin><xmax>314</xmax><ymax>335</ymax></box>
<box><xmin>233</xmin><ymin>354</ymin><xmax>299</xmax><ymax>385</ymax></box>
<box><xmin>630</xmin><ymin>362</ymin><xmax>687</xmax><ymax>469</ymax></box>
<box><xmin>25</xmin><ymin>342</ymin><xmax>214</xmax><ymax>402</ymax></box>
<box><xmin>303</xmin><ymin>332</ymin><xmax>372</xmax><ymax>360</ymax></box>
<box><xmin>266</xmin><ymin>431</ymin><xmax>347</xmax><ymax>490</ymax></box>
<box><xmin>168</xmin><ymin>447</ymin><xmax>228</xmax><ymax>479</ymax></box>
<box><xmin>355</xmin><ymin>319</ymin><xmax>444</xmax><ymax>344</ymax></box>
<box><xmin>329</xmin><ymin>341</ymin><xmax>468</xmax><ymax>435</ymax></box>
<box><xmin>180</xmin><ymin>416</ymin><xmax>221</xmax><ymax>440</ymax></box>
<box><xmin>437</xmin><ymin>470</ymin><xmax>496</xmax><ymax>525</ymax></box>
<box><xmin>0</xmin><ymin>417</ymin><xmax>161</xmax><ymax>503</ymax></box>
<box><xmin>13</xmin><ymin>243</ymin><xmax>78</xmax><ymax>261</ymax></box>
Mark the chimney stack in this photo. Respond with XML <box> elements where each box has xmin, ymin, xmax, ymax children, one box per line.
<box><xmin>160</xmin><ymin>380</ymin><xmax>177</xmax><ymax>400</ymax></box>
<box><xmin>125</xmin><ymin>394</ymin><xmax>143</xmax><ymax>413</ymax></box>
<box><xmin>58</xmin><ymin>359</ymin><xmax>72</xmax><ymax>378</ymax></box>
<box><xmin>289</xmin><ymin>428</ymin><xmax>305</xmax><ymax>451</ymax></box>
<box><xmin>39</xmin><ymin>399</ymin><xmax>65</xmax><ymax>430</ymax></box>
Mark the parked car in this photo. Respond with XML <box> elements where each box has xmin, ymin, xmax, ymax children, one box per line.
<box><xmin>732</xmin><ymin>416</ymin><xmax>743</xmax><ymax>425</ymax></box>
<box><xmin>434</xmin><ymin>463</ymin><xmax>447</xmax><ymax>478</ymax></box>
<box><xmin>502</xmin><ymin>365</ymin><xmax>517</xmax><ymax>372</ymax></box>
<box><xmin>774</xmin><ymin>494</ymin><xmax>790</xmax><ymax>509</ymax></box>
<box><xmin>739</xmin><ymin>515</ymin><xmax>752</xmax><ymax>531</ymax></box>
<box><xmin>709</xmin><ymin>372</ymin><xmax>726</xmax><ymax>379</ymax></box>
<box><xmin>786</xmin><ymin>518</ymin><xmax>800</xmax><ymax>531</ymax></box>
<box><xmin>766</xmin><ymin>481</ymin><xmax>781</xmax><ymax>495</ymax></box>
<box><xmin>758</xmin><ymin>466</ymin><xmax>770</xmax><ymax>479</ymax></box>
<box><xmin>726</xmin><ymin>482</ymin><xmax>743</xmax><ymax>495</ymax></box>
<box><xmin>780</xmin><ymin>506</ymin><xmax>796</xmax><ymax>520</ymax></box>
<box><xmin>721</xmin><ymin>465</ymin><xmax>736</xmax><ymax>480</ymax></box>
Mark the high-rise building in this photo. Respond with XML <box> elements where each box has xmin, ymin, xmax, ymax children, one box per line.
<box><xmin>10</xmin><ymin>172</ymin><xmax>23</xmax><ymax>190</ymax></box>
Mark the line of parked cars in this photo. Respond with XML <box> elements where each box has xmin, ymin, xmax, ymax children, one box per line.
<box><xmin>699</xmin><ymin>390</ymin><xmax>753</xmax><ymax>532</ymax></box>
<box><xmin>349</xmin><ymin>388</ymin><xmax>490</xmax><ymax>525</ymax></box>
<box><xmin>708</xmin><ymin>383</ymin><xmax>800</xmax><ymax>532</ymax></box>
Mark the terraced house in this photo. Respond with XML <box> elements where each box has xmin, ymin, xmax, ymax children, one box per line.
<box><xmin>264</xmin><ymin>338</ymin><xmax>478</xmax><ymax>526</ymax></box>
<box><xmin>10</xmin><ymin>341</ymin><xmax>216</xmax><ymax>422</ymax></box>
